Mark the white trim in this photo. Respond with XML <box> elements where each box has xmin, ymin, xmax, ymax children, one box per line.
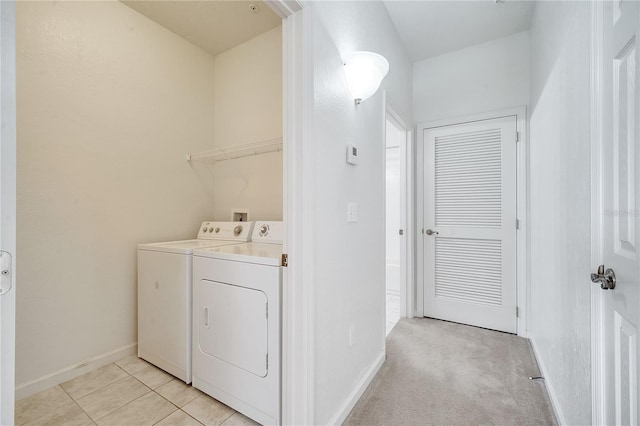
<box><xmin>384</xmin><ymin>93</ymin><xmax>415</xmax><ymax>318</ymax></box>
<box><xmin>590</xmin><ymin>1</ymin><xmax>605</xmax><ymax>424</ymax></box>
<box><xmin>415</xmin><ymin>106</ymin><xmax>529</xmax><ymax>336</ymax></box>
<box><xmin>0</xmin><ymin>1</ymin><xmax>16</xmax><ymax>424</ymax></box>
<box><xmin>280</xmin><ymin>2</ymin><xmax>314</xmax><ymax>425</ymax></box>
<box><xmin>263</xmin><ymin>0</ymin><xmax>302</xmax><ymax>19</ymax></box>
<box><xmin>15</xmin><ymin>344</ymin><xmax>137</xmax><ymax>401</ymax></box>
<box><xmin>326</xmin><ymin>351</ymin><xmax>385</xmax><ymax>426</ymax></box>
<box><xmin>529</xmin><ymin>336</ymin><xmax>567</xmax><ymax>425</ymax></box>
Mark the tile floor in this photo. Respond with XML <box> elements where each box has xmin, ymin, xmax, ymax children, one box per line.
<box><xmin>15</xmin><ymin>356</ymin><xmax>259</xmax><ymax>426</ymax></box>
<box><xmin>385</xmin><ymin>289</ymin><xmax>400</xmax><ymax>336</ymax></box>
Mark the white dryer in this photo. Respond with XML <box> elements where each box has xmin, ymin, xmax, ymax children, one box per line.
<box><xmin>192</xmin><ymin>221</ymin><xmax>283</xmax><ymax>426</ymax></box>
<box><xmin>137</xmin><ymin>221</ymin><xmax>253</xmax><ymax>384</ymax></box>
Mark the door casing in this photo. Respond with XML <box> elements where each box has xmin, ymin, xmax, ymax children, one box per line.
<box><xmin>384</xmin><ymin>92</ymin><xmax>414</xmax><ymax>319</ymax></box>
<box><xmin>0</xmin><ymin>0</ymin><xmax>17</xmax><ymax>424</ymax></box>
<box><xmin>416</xmin><ymin>107</ymin><xmax>529</xmax><ymax>336</ymax></box>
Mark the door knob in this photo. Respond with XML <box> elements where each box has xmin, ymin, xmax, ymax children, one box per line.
<box><xmin>591</xmin><ymin>264</ymin><xmax>616</xmax><ymax>290</ymax></box>
<box><xmin>425</xmin><ymin>229</ymin><xmax>439</xmax><ymax>236</ymax></box>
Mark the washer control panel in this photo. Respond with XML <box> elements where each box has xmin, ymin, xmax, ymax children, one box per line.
<box><xmin>197</xmin><ymin>221</ymin><xmax>254</xmax><ymax>241</ymax></box>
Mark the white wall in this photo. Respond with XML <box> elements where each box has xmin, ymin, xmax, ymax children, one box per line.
<box><xmin>208</xmin><ymin>26</ymin><xmax>283</xmax><ymax>221</ymax></box>
<box><xmin>413</xmin><ymin>31</ymin><xmax>529</xmax><ymax>123</ymax></box>
<box><xmin>16</xmin><ymin>1</ymin><xmax>216</xmax><ymax>393</ymax></box>
<box><xmin>303</xmin><ymin>2</ymin><xmax>412</xmax><ymax>423</ymax></box>
<box><xmin>528</xmin><ymin>2</ymin><xmax>592</xmax><ymax>424</ymax></box>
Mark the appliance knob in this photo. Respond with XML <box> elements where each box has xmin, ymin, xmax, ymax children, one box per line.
<box><xmin>208</xmin><ymin>227</ymin><xmax>214</xmax><ymax>232</ymax></box>
<box><xmin>260</xmin><ymin>225</ymin><xmax>269</xmax><ymax>235</ymax></box>
<box><xmin>234</xmin><ymin>225</ymin><xmax>243</xmax><ymax>236</ymax></box>
<box><xmin>202</xmin><ymin>227</ymin><xmax>208</xmax><ymax>233</ymax></box>
<box><xmin>215</xmin><ymin>227</ymin><xmax>220</xmax><ymax>233</ymax></box>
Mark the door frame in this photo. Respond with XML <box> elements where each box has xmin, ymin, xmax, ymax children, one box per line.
<box><xmin>416</xmin><ymin>106</ymin><xmax>529</xmax><ymax>336</ymax></box>
<box><xmin>384</xmin><ymin>93</ymin><xmax>414</xmax><ymax>319</ymax></box>
<box><xmin>265</xmin><ymin>1</ymin><xmax>313</xmax><ymax>425</ymax></box>
<box><xmin>0</xmin><ymin>0</ymin><xmax>17</xmax><ymax>423</ymax></box>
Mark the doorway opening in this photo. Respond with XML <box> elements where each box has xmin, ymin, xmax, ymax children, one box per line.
<box><xmin>384</xmin><ymin>103</ymin><xmax>413</xmax><ymax>335</ymax></box>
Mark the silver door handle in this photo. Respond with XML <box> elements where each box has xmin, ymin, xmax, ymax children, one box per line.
<box><xmin>425</xmin><ymin>229</ymin><xmax>438</xmax><ymax>236</ymax></box>
<box><xmin>591</xmin><ymin>264</ymin><xmax>616</xmax><ymax>290</ymax></box>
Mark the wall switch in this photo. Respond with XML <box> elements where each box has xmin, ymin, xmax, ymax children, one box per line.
<box><xmin>349</xmin><ymin>324</ymin><xmax>356</xmax><ymax>346</ymax></box>
<box><xmin>347</xmin><ymin>202</ymin><xmax>358</xmax><ymax>223</ymax></box>
<box><xmin>346</xmin><ymin>144</ymin><xmax>358</xmax><ymax>165</ymax></box>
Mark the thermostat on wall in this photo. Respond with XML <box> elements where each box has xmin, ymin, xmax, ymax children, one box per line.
<box><xmin>347</xmin><ymin>144</ymin><xmax>358</xmax><ymax>165</ymax></box>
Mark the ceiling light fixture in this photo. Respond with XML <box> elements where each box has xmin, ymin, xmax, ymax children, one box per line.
<box><xmin>342</xmin><ymin>51</ymin><xmax>389</xmax><ymax>106</ymax></box>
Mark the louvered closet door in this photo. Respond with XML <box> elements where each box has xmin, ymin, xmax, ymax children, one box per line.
<box><xmin>423</xmin><ymin>116</ymin><xmax>517</xmax><ymax>333</ymax></box>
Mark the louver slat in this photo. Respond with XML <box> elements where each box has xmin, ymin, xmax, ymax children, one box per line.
<box><xmin>435</xmin><ymin>238</ymin><xmax>502</xmax><ymax>306</ymax></box>
<box><xmin>435</xmin><ymin>128</ymin><xmax>502</xmax><ymax>229</ymax></box>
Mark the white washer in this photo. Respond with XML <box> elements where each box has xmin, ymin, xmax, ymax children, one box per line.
<box><xmin>137</xmin><ymin>221</ymin><xmax>253</xmax><ymax>384</ymax></box>
<box><xmin>192</xmin><ymin>221</ymin><xmax>283</xmax><ymax>426</ymax></box>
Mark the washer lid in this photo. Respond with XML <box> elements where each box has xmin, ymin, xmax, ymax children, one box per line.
<box><xmin>194</xmin><ymin>243</ymin><xmax>283</xmax><ymax>266</ymax></box>
<box><xmin>137</xmin><ymin>239</ymin><xmax>243</xmax><ymax>255</ymax></box>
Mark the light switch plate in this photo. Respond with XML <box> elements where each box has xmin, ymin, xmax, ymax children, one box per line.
<box><xmin>347</xmin><ymin>202</ymin><xmax>357</xmax><ymax>223</ymax></box>
<box><xmin>347</xmin><ymin>144</ymin><xmax>358</xmax><ymax>165</ymax></box>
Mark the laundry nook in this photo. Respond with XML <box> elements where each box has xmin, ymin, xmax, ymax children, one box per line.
<box><xmin>3</xmin><ymin>0</ymin><xmax>635</xmax><ymax>425</ymax></box>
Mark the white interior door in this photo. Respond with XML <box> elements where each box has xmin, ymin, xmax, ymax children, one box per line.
<box><xmin>0</xmin><ymin>1</ymin><xmax>17</xmax><ymax>423</ymax></box>
<box><xmin>596</xmin><ymin>1</ymin><xmax>640</xmax><ymax>424</ymax></box>
<box><xmin>423</xmin><ymin>116</ymin><xmax>517</xmax><ymax>333</ymax></box>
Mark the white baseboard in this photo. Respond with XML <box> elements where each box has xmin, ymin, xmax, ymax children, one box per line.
<box><xmin>327</xmin><ymin>350</ymin><xmax>386</xmax><ymax>425</ymax></box>
<box><xmin>15</xmin><ymin>343</ymin><xmax>137</xmax><ymax>400</ymax></box>
<box><xmin>528</xmin><ymin>335</ymin><xmax>567</xmax><ymax>425</ymax></box>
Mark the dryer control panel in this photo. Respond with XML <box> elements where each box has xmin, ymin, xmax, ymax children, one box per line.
<box><xmin>251</xmin><ymin>221</ymin><xmax>283</xmax><ymax>244</ymax></box>
<box><xmin>198</xmin><ymin>221</ymin><xmax>254</xmax><ymax>241</ymax></box>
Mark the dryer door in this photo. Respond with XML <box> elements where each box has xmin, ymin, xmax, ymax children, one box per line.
<box><xmin>198</xmin><ymin>280</ymin><xmax>268</xmax><ymax>377</ymax></box>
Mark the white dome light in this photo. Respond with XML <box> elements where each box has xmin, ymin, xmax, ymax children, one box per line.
<box><xmin>343</xmin><ymin>51</ymin><xmax>390</xmax><ymax>106</ymax></box>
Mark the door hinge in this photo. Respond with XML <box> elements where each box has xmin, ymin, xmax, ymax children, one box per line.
<box><xmin>516</xmin><ymin>306</ymin><xmax>519</xmax><ymax>317</ymax></box>
<box><xmin>266</xmin><ymin>302</ymin><xmax>268</xmax><ymax>319</ymax></box>
<box><xmin>281</xmin><ymin>253</ymin><xmax>288</xmax><ymax>267</ymax></box>
<box><xmin>515</xmin><ymin>131</ymin><xmax>520</xmax><ymax>143</ymax></box>
<box><xmin>516</xmin><ymin>219</ymin><xmax>520</xmax><ymax>230</ymax></box>
<box><xmin>0</xmin><ymin>251</ymin><xmax>13</xmax><ymax>296</ymax></box>
<box><xmin>266</xmin><ymin>353</ymin><xmax>269</xmax><ymax>370</ymax></box>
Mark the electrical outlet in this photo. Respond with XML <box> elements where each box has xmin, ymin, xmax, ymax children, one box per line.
<box><xmin>347</xmin><ymin>202</ymin><xmax>358</xmax><ymax>223</ymax></box>
<box><xmin>349</xmin><ymin>324</ymin><xmax>356</xmax><ymax>346</ymax></box>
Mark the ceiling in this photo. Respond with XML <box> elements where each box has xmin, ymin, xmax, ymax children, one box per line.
<box><xmin>122</xmin><ymin>0</ymin><xmax>534</xmax><ymax>64</ymax></box>
<box><xmin>121</xmin><ymin>0</ymin><xmax>282</xmax><ymax>57</ymax></box>
<box><xmin>383</xmin><ymin>0</ymin><xmax>535</xmax><ymax>62</ymax></box>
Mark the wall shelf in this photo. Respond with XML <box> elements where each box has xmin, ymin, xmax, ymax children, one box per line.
<box><xmin>186</xmin><ymin>137</ymin><xmax>283</xmax><ymax>164</ymax></box>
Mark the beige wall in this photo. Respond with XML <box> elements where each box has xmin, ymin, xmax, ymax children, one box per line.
<box><xmin>207</xmin><ymin>26</ymin><xmax>283</xmax><ymax>221</ymax></box>
<box><xmin>16</xmin><ymin>1</ymin><xmax>218</xmax><ymax>392</ymax></box>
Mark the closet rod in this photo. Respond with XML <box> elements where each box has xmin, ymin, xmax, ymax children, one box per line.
<box><xmin>186</xmin><ymin>137</ymin><xmax>283</xmax><ymax>163</ymax></box>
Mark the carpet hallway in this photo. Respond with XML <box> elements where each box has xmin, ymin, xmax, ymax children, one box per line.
<box><xmin>345</xmin><ymin>318</ymin><xmax>557</xmax><ymax>425</ymax></box>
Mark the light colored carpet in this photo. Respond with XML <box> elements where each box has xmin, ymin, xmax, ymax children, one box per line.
<box><xmin>345</xmin><ymin>318</ymin><xmax>557</xmax><ymax>426</ymax></box>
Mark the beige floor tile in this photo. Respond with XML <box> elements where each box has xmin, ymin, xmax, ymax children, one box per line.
<box><xmin>182</xmin><ymin>396</ymin><xmax>234</xmax><ymax>426</ymax></box>
<box><xmin>23</xmin><ymin>401</ymin><xmax>92</xmax><ymax>426</ymax></box>
<box><xmin>15</xmin><ymin>386</ymin><xmax>73</xmax><ymax>425</ymax></box>
<box><xmin>133</xmin><ymin>365</ymin><xmax>173</xmax><ymax>389</ymax></box>
<box><xmin>61</xmin><ymin>364</ymin><xmax>128</xmax><ymax>400</ymax></box>
<box><xmin>76</xmin><ymin>376</ymin><xmax>150</xmax><ymax>421</ymax></box>
<box><xmin>154</xmin><ymin>410</ymin><xmax>203</xmax><ymax>426</ymax></box>
<box><xmin>114</xmin><ymin>355</ymin><xmax>150</xmax><ymax>375</ymax></box>
<box><xmin>156</xmin><ymin>379</ymin><xmax>203</xmax><ymax>408</ymax></box>
<box><xmin>95</xmin><ymin>392</ymin><xmax>176</xmax><ymax>426</ymax></box>
<box><xmin>220</xmin><ymin>412</ymin><xmax>259</xmax><ymax>426</ymax></box>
